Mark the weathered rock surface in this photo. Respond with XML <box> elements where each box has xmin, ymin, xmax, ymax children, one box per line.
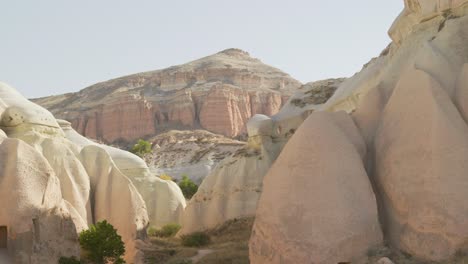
<box><xmin>0</xmin><ymin>82</ymin><xmax>150</xmax><ymax>263</ymax></box>
<box><xmin>144</xmin><ymin>130</ymin><xmax>245</xmax><ymax>184</ymax></box>
<box><xmin>33</xmin><ymin>49</ymin><xmax>301</xmax><ymax>143</ymax></box>
<box><xmin>0</xmin><ymin>133</ymin><xmax>82</xmax><ymax>263</ymax></box>
<box><xmin>249</xmin><ymin>1</ymin><xmax>468</xmax><ymax>263</ymax></box>
<box><xmin>178</xmin><ymin>75</ymin><xmax>342</xmax><ymax>235</ymax></box>
<box><xmin>249</xmin><ymin>112</ymin><xmax>382</xmax><ymax>263</ymax></box>
<box><xmin>60</xmin><ymin>120</ymin><xmax>187</xmax><ymax>228</ymax></box>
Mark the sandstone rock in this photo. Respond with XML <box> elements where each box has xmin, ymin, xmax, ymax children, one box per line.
<box><xmin>0</xmin><ymin>136</ymin><xmax>82</xmax><ymax>263</ymax></box>
<box><xmin>249</xmin><ymin>112</ymin><xmax>382</xmax><ymax>264</ymax></box>
<box><xmin>374</xmin><ymin>68</ymin><xmax>468</xmax><ymax>261</ymax></box>
<box><xmin>0</xmin><ymin>82</ymin><xmax>150</xmax><ymax>263</ymax></box>
<box><xmin>144</xmin><ymin>130</ymin><xmax>245</xmax><ymax>184</ymax></box>
<box><xmin>60</xmin><ymin>120</ymin><xmax>187</xmax><ymax>228</ymax></box>
<box><xmin>179</xmin><ymin>79</ymin><xmax>340</xmax><ymax>235</ymax></box>
<box><xmin>33</xmin><ymin>49</ymin><xmax>301</xmax><ymax>143</ymax></box>
<box><xmin>79</xmin><ymin>146</ymin><xmax>149</xmax><ymax>262</ymax></box>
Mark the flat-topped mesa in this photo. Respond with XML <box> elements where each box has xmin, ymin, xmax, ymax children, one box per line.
<box><xmin>33</xmin><ymin>49</ymin><xmax>302</xmax><ymax>143</ymax></box>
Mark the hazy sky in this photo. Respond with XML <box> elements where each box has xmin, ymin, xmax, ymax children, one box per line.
<box><xmin>1</xmin><ymin>1</ymin><xmax>403</xmax><ymax>98</ymax></box>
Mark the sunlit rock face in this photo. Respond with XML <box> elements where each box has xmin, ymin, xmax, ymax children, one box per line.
<box><xmin>33</xmin><ymin>49</ymin><xmax>301</xmax><ymax>143</ymax></box>
<box><xmin>0</xmin><ymin>82</ymin><xmax>150</xmax><ymax>263</ymax></box>
<box><xmin>250</xmin><ymin>1</ymin><xmax>468</xmax><ymax>263</ymax></box>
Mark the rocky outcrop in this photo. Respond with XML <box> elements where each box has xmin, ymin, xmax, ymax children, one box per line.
<box><xmin>60</xmin><ymin>120</ymin><xmax>187</xmax><ymax>229</ymax></box>
<box><xmin>0</xmin><ymin>82</ymin><xmax>150</xmax><ymax>263</ymax></box>
<box><xmin>177</xmin><ymin>74</ymin><xmax>342</xmax><ymax>236</ymax></box>
<box><xmin>144</xmin><ymin>130</ymin><xmax>245</xmax><ymax>184</ymax></box>
<box><xmin>0</xmin><ymin>134</ymin><xmax>83</xmax><ymax>263</ymax></box>
<box><xmin>33</xmin><ymin>49</ymin><xmax>301</xmax><ymax>143</ymax></box>
<box><xmin>249</xmin><ymin>112</ymin><xmax>382</xmax><ymax>264</ymax></box>
<box><xmin>250</xmin><ymin>1</ymin><xmax>468</xmax><ymax>263</ymax></box>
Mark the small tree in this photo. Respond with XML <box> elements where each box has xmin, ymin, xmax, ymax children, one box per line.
<box><xmin>79</xmin><ymin>220</ymin><xmax>126</xmax><ymax>264</ymax></box>
<box><xmin>178</xmin><ymin>175</ymin><xmax>198</xmax><ymax>199</ymax></box>
<box><xmin>130</xmin><ymin>139</ymin><xmax>152</xmax><ymax>157</ymax></box>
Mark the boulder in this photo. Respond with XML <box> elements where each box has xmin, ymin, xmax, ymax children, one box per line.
<box><xmin>249</xmin><ymin>111</ymin><xmax>382</xmax><ymax>263</ymax></box>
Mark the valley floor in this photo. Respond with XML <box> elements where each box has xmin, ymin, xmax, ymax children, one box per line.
<box><xmin>143</xmin><ymin>218</ymin><xmax>253</xmax><ymax>264</ymax></box>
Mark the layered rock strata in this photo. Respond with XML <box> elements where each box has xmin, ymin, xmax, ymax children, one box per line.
<box><xmin>33</xmin><ymin>49</ymin><xmax>301</xmax><ymax>143</ymax></box>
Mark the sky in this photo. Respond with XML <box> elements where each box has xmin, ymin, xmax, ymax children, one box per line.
<box><xmin>0</xmin><ymin>1</ymin><xmax>404</xmax><ymax>99</ymax></box>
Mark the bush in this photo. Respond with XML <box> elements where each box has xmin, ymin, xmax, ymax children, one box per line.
<box><xmin>79</xmin><ymin>220</ymin><xmax>126</xmax><ymax>264</ymax></box>
<box><xmin>178</xmin><ymin>175</ymin><xmax>198</xmax><ymax>199</ymax></box>
<box><xmin>159</xmin><ymin>173</ymin><xmax>173</xmax><ymax>181</ymax></box>
<box><xmin>58</xmin><ymin>256</ymin><xmax>82</xmax><ymax>264</ymax></box>
<box><xmin>130</xmin><ymin>139</ymin><xmax>152</xmax><ymax>157</ymax></box>
<box><xmin>180</xmin><ymin>232</ymin><xmax>211</xmax><ymax>247</ymax></box>
<box><xmin>148</xmin><ymin>223</ymin><xmax>181</xmax><ymax>237</ymax></box>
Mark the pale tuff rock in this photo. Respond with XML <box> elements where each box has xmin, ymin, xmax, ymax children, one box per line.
<box><xmin>0</xmin><ymin>136</ymin><xmax>82</xmax><ymax>263</ymax></box>
<box><xmin>79</xmin><ymin>146</ymin><xmax>149</xmax><ymax>262</ymax></box>
<box><xmin>250</xmin><ymin>1</ymin><xmax>468</xmax><ymax>263</ymax></box>
<box><xmin>373</xmin><ymin>68</ymin><xmax>468</xmax><ymax>261</ymax></box>
<box><xmin>33</xmin><ymin>49</ymin><xmax>301</xmax><ymax>143</ymax></box>
<box><xmin>144</xmin><ymin>130</ymin><xmax>245</xmax><ymax>184</ymax></box>
<box><xmin>0</xmin><ymin>82</ymin><xmax>149</xmax><ymax>263</ymax></box>
<box><xmin>177</xmin><ymin>81</ymin><xmax>335</xmax><ymax>235</ymax></box>
<box><xmin>249</xmin><ymin>112</ymin><xmax>382</xmax><ymax>263</ymax></box>
<box><xmin>60</xmin><ymin>120</ymin><xmax>187</xmax><ymax>228</ymax></box>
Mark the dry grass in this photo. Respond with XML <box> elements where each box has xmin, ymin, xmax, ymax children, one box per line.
<box><xmin>143</xmin><ymin>218</ymin><xmax>254</xmax><ymax>264</ymax></box>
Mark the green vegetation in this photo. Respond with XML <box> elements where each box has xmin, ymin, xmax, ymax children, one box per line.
<box><xmin>178</xmin><ymin>175</ymin><xmax>198</xmax><ymax>199</ymax></box>
<box><xmin>79</xmin><ymin>220</ymin><xmax>126</xmax><ymax>264</ymax></box>
<box><xmin>142</xmin><ymin>218</ymin><xmax>253</xmax><ymax>264</ymax></box>
<box><xmin>58</xmin><ymin>256</ymin><xmax>82</xmax><ymax>264</ymax></box>
<box><xmin>148</xmin><ymin>223</ymin><xmax>182</xmax><ymax>238</ymax></box>
<box><xmin>180</xmin><ymin>232</ymin><xmax>211</xmax><ymax>247</ymax></box>
<box><xmin>159</xmin><ymin>173</ymin><xmax>173</xmax><ymax>181</ymax></box>
<box><xmin>131</xmin><ymin>139</ymin><xmax>152</xmax><ymax>157</ymax></box>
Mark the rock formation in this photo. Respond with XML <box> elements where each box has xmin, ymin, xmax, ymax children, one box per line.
<box><xmin>0</xmin><ymin>82</ymin><xmax>169</xmax><ymax>263</ymax></box>
<box><xmin>33</xmin><ymin>49</ymin><xmax>301</xmax><ymax>143</ymax></box>
<box><xmin>60</xmin><ymin>120</ymin><xmax>187</xmax><ymax>228</ymax></box>
<box><xmin>0</xmin><ymin>133</ymin><xmax>83</xmax><ymax>263</ymax></box>
<box><xmin>178</xmin><ymin>79</ymin><xmax>340</xmax><ymax>235</ymax></box>
<box><xmin>249</xmin><ymin>112</ymin><xmax>382</xmax><ymax>263</ymax></box>
<box><xmin>250</xmin><ymin>0</ymin><xmax>468</xmax><ymax>263</ymax></box>
<box><xmin>144</xmin><ymin>130</ymin><xmax>245</xmax><ymax>184</ymax></box>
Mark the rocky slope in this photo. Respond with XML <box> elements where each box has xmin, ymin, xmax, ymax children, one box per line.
<box><xmin>143</xmin><ymin>130</ymin><xmax>245</xmax><ymax>184</ymax></box>
<box><xmin>250</xmin><ymin>0</ymin><xmax>468</xmax><ymax>263</ymax></box>
<box><xmin>33</xmin><ymin>49</ymin><xmax>301</xmax><ymax>144</ymax></box>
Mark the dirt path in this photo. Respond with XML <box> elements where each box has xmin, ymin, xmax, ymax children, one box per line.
<box><xmin>190</xmin><ymin>249</ymin><xmax>215</xmax><ymax>263</ymax></box>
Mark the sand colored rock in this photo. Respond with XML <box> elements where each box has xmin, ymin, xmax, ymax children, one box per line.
<box><xmin>0</xmin><ymin>136</ymin><xmax>82</xmax><ymax>263</ymax></box>
<box><xmin>178</xmin><ymin>79</ymin><xmax>339</xmax><ymax>235</ymax></box>
<box><xmin>60</xmin><ymin>120</ymin><xmax>187</xmax><ymax>228</ymax></box>
<box><xmin>33</xmin><ymin>49</ymin><xmax>301</xmax><ymax>142</ymax></box>
<box><xmin>0</xmin><ymin>82</ymin><xmax>150</xmax><ymax>263</ymax></box>
<box><xmin>249</xmin><ymin>112</ymin><xmax>382</xmax><ymax>263</ymax></box>
<box><xmin>144</xmin><ymin>130</ymin><xmax>245</xmax><ymax>184</ymax></box>
<box><xmin>79</xmin><ymin>146</ymin><xmax>149</xmax><ymax>262</ymax></box>
<box><xmin>248</xmin><ymin>2</ymin><xmax>468</xmax><ymax>263</ymax></box>
<box><xmin>374</xmin><ymin>68</ymin><xmax>468</xmax><ymax>261</ymax></box>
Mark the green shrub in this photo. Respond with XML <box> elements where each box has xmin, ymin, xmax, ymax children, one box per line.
<box><xmin>130</xmin><ymin>139</ymin><xmax>152</xmax><ymax>157</ymax></box>
<box><xmin>180</xmin><ymin>232</ymin><xmax>211</xmax><ymax>247</ymax></box>
<box><xmin>178</xmin><ymin>175</ymin><xmax>198</xmax><ymax>199</ymax></box>
<box><xmin>148</xmin><ymin>223</ymin><xmax>181</xmax><ymax>237</ymax></box>
<box><xmin>79</xmin><ymin>220</ymin><xmax>126</xmax><ymax>264</ymax></box>
<box><xmin>58</xmin><ymin>256</ymin><xmax>82</xmax><ymax>264</ymax></box>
